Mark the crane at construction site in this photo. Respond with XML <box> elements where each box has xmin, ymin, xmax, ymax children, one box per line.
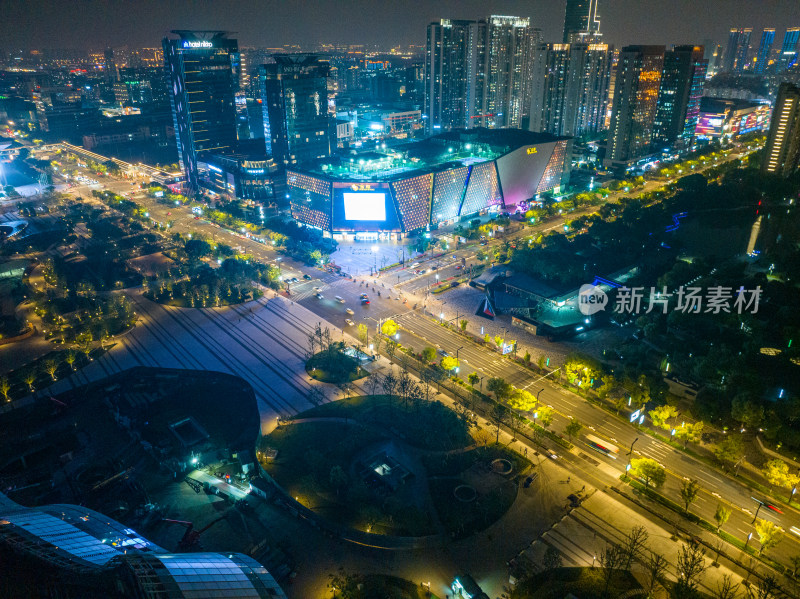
<box><xmin>162</xmin><ymin>513</ymin><xmax>228</xmax><ymax>550</ymax></box>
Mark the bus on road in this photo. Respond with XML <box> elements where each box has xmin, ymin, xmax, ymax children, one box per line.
<box><xmin>585</xmin><ymin>434</ymin><xmax>619</xmax><ymax>459</ymax></box>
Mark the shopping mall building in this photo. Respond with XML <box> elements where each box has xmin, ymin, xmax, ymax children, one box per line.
<box><xmin>286</xmin><ymin>128</ymin><xmax>572</xmax><ymax>241</ymax></box>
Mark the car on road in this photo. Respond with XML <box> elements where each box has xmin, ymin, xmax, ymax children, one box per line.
<box><xmin>523</xmin><ymin>473</ymin><xmax>538</xmax><ymax>488</ymax></box>
<box><xmin>438</xmin><ymin>349</ymin><xmax>449</xmax><ymax>357</ymax></box>
<box><xmin>411</xmin><ymin>262</ymin><xmax>420</xmax><ymax>268</ymax></box>
<box><xmin>359</xmin><ymin>293</ymin><xmax>368</xmax><ymax>299</ymax></box>
<box><xmin>316</xmin><ymin>293</ymin><xmax>324</xmax><ymax>299</ymax></box>
<box><xmin>455</xmin><ymin>265</ymin><xmax>463</xmax><ymax>270</ymax></box>
<box><xmin>345</xmin><ymin>318</ymin><xmax>355</xmax><ymax>326</ymax></box>
<box><xmin>361</xmin><ymin>298</ymin><xmax>370</xmax><ymax>305</ymax></box>
<box><xmin>335</xmin><ymin>295</ymin><xmax>345</xmax><ymax>303</ymax></box>
<box><xmin>303</xmin><ymin>274</ymin><xmax>312</xmax><ymax>280</ymax></box>
<box><xmin>345</xmin><ymin>308</ymin><xmax>354</xmax><ymax>315</ymax></box>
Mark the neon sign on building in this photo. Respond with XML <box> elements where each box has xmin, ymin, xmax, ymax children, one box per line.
<box><xmin>183</xmin><ymin>41</ymin><xmax>213</xmax><ymax>49</ymax></box>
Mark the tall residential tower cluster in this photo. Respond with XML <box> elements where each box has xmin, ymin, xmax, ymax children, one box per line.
<box><xmin>424</xmin><ymin>16</ymin><xmax>540</xmax><ymax>133</ymax></box>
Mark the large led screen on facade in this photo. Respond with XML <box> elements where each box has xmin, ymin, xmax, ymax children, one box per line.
<box><xmin>332</xmin><ymin>182</ymin><xmax>400</xmax><ymax>231</ymax></box>
<box><xmin>343</xmin><ymin>192</ymin><xmax>387</xmax><ymax>221</ymax></box>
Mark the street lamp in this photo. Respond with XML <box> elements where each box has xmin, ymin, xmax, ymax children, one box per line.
<box><xmin>455</xmin><ymin>346</ymin><xmax>464</xmax><ymax>361</ymax></box>
<box><xmin>626</xmin><ymin>437</ymin><xmax>639</xmax><ymax>471</ymax></box>
<box><xmin>751</xmin><ymin>498</ymin><xmax>765</xmax><ymax>523</ymax></box>
<box><xmin>537</xmin><ymin>388</ymin><xmax>545</xmax><ymax>402</ymax></box>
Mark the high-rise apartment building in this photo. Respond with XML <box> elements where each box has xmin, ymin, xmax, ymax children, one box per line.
<box><xmin>652</xmin><ymin>45</ymin><xmax>707</xmax><ymax>148</ymax></box>
<box><xmin>425</xmin><ymin>19</ymin><xmax>485</xmax><ymax>132</ymax></box>
<box><xmin>706</xmin><ymin>43</ymin><xmax>724</xmax><ymax>77</ymax></box>
<box><xmin>762</xmin><ymin>82</ymin><xmax>800</xmax><ymax>177</ymax></box>
<box><xmin>424</xmin><ymin>16</ymin><xmax>534</xmax><ymax>133</ymax></box>
<box><xmin>529</xmin><ymin>44</ymin><xmax>571</xmax><ymax>136</ymax></box>
<box><xmin>777</xmin><ymin>28</ymin><xmax>800</xmax><ymax>72</ymax></box>
<box><xmin>604</xmin><ymin>48</ymin><xmax>620</xmax><ymax>129</ymax></box>
<box><xmin>529</xmin><ymin>42</ymin><xmax>611</xmax><ymax>137</ymax></box>
<box><xmin>722</xmin><ymin>28</ymin><xmax>752</xmax><ymax>73</ymax></box>
<box><xmin>103</xmin><ymin>48</ymin><xmax>118</xmax><ymax>83</ymax></box>
<box><xmin>604</xmin><ymin>45</ymin><xmax>665</xmax><ymax>172</ymax></box>
<box><xmin>163</xmin><ymin>31</ymin><xmax>240</xmax><ymax>190</ymax></box>
<box><xmin>754</xmin><ymin>29</ymin><xmax>775</xmax><ymax>74</ymax></box>
<box><xmin>562</xmin><ymin>0</ymin><xmax>601</xmax><ymax>44</ymax></box>
<box><xmin>258</xmin><ymin>54</ymin><xmax>335</xmax><ymax>167</ymax></box>
<box><xmin>486</xmin><ymin>16</ymin><xmax>534</xmax><ymax>128</ymax></box>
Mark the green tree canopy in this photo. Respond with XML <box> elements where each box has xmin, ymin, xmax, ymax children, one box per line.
<box><xmin>630</xmin><ymin>457</ymin><xmax>666</xmax><ymax>492</ymax></box>
<box><xmin>763</xmin><ymin>459</ymin><xmax>800</xmax><ymax>491</ymax></box>
<box><xmin>421</xmin><ymin>346</ymin><xmax>437</xmax><ymax>363</ymax></box>
<box><xmin>487</xmin><ymin>377</ymin><xmax>512</xmax><ymax>402</ymax></box>
<box><xmin>565</xmin><ymin>418</ymin><xmax>583</xmax><ymax>440</ymax></box>
<box><xmin>381</xmin><ymin>319</ymin><xmax>398</xmax><ymax>337</ymax></box>
<box><xmin>755</xmin><ymin>519</ymin><xmax>784</xmax><ymax>556</ymax></box>
<box><xmin>441</xmin><ymin>355</ymin><xmax>459</xmax><ymax>372</ymax></box>
<box><xmin>648</xmin><ymin>404</ymin><xmax>678</xmax><ymax>430</ymax></box>
<box><xmin>508</xmin><ymin>388</ymin><xmax>537</xmax><ymax>411</ymax></box>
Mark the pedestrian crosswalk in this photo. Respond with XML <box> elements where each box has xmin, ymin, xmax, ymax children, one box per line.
<box><xmin>291</xmin><ymin>276</ymin><xmax>352</xmax><ymax>301</ymax></box>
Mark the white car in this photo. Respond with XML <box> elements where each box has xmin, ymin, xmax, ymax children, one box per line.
<box><xmin>345</xmin><ymin>308</ymin><xmax>354</xmax><ymax>315</ymax></box>
<box><xmin>345</xmin><ymin>318</ymin><xmax>355</xmax><ymax>326</ymax></box>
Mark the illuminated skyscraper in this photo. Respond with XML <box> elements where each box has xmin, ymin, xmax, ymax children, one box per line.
<box><xmin>762</xmin><ymin>82</ymin><xmax>800</xmax><ymax>177</ymax></box>
<box><xmin>529</xmin><ymin>42</ymin><xmax>611</xmax><ymax>137</ymax></box>
<box><xmin>163</xmin><ymin>31</ymin><xmax>240</xmax><ymax>190</ymax></box>
<box><xmin>562</xmin><ymin>0</ymin><xmax>601</xmax><ymax>44</ymax></box>
<box><xmin>652</xmin><ymin>45</ymin><xmax>707</xmax><ymax>148</ymax></box>
<box><xmin>706</xmin><ymin>43</ymin><xmax>724</xmax><ymax>77</ymax></box>
<box><xmin>425</xmin><ymin>19</ymin><xmax>485</xmax><ymax>132</ymax></box>
<box><xmin>604</xmin><ymin>45</ymin><xmax>665</xmax><ymax>172</ymax></box>
<box><xmin>424</xmin><ymin>16</ymin><xmax>534</xmax><ymax>132</ymax></box>
<box><xmin>754</xmin><ymin>28</ymin><xmax>775</xmax><ymax>74</ymax></box>
<box><xmin>722</xmin><ymin>28</ymin><xmax>752</xmax><ymax>73</ymax></box>
<box><xmin>777</xmin><ymin>28</ymin><xmax>800</xmax><ymax>72</ymax></box>
<box><xmin>486</xmin><ymin>16</ymin><xmax>534</xmax><ymax>128</ymax></box>
<box><xmin>258</xmin><ymin>54</ymin><xmax>334</xmax><ymax>167</ymax></box>
<box><xmin>103</xmin><ymin>48</ymin><xmax>118</xmax><ymax>83</ymax></box>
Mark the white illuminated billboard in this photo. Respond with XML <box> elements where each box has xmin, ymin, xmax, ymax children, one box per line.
<box><xmin>343</xmin><ymin>192</ymin><xmax>386</xmax><ymax>221</ymax></box>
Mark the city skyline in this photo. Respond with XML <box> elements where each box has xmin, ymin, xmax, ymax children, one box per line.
<box><xmin>3</xmin><ymin>0</ymin><xmax>800</xmax><ymax>52</ymax></box>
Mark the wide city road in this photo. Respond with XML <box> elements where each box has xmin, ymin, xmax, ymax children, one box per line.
<box><xmin>38</xmin><ymin>143</ymin><xmax>795</xmax><ymax>564</ymax></box>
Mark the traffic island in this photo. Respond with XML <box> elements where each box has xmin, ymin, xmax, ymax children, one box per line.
<box><xmin>305</xmin><ymin>344</ymin><xmax>368</xmax><ymax>384</ymax></box>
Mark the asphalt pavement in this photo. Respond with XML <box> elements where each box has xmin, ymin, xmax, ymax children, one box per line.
<box><xmin>41</xmin><ymin>144</ymin><xmax>799</xmax><ymax>566</ymax></box>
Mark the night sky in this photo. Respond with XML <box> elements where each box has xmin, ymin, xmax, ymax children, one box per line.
<box><xmin>3</xmin><ymin>0</ymin><xmax>800</xmax><ymax>52</ymax></box>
